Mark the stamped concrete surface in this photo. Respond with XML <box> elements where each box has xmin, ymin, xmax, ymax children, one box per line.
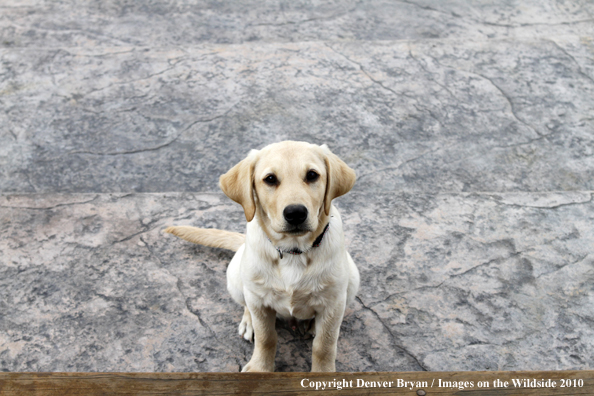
<box><xmin>1</xmin><ymin>0</ymin><xmax>593</xmax><ymax>47</ymax></box>
<box><xmin>1</xmin><ymin>192</ymin><xmax>593</xmax><ymax>372</ymax></box>
<box><xmin>1</xmin><ymin>0</ymin><xmax>593</xmax><ymax>372</ymax></box>
<box><xmin>2</xmin><ymin>38</ymin><xmax>594</xmax><ymax>193</ymax></box>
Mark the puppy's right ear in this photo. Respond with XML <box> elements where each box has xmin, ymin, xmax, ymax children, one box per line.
<box><xmin>219</xmin><ymin>149</ymin><xmax>259</xmax><ymax>222</ymax></box>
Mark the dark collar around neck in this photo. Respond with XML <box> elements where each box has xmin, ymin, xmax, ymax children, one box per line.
<box><xmin>272</xmin><ymin>222</ymin><xmax>330</xmax><ymax>259</ymax></box>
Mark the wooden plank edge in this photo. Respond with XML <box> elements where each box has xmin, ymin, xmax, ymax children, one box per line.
<box><xmin>0</xmin><ymin>370</ymin><xmax>592</xmax><ymax>395</ymax></box>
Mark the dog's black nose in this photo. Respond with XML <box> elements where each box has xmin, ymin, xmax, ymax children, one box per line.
<box><xmin>283</xmin><ymin>205</ymin><xmax>308</xmax><ymax>226</ymax></box>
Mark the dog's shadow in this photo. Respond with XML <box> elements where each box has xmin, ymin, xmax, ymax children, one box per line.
<box><xmin>274</xmin><ymin>319</ymin><xmax>314</xmax><ymax>372</ymax></box>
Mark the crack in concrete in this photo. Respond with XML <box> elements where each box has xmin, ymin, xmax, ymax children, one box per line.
<box><xmin>180</xmin><ymin>292</ymin><xmax>221</xmax><ymax>343</ymax></box>
<box><xmin>324</xmin><ymin>43</ymin><xmax>417</xmax><ymax>101</ymax></box>
<box><xmin>545</xmin><ymin>39</ymin><xmax>594</xmax><ymax>85</ymax></box>
<box><xmin>180</xmin><ymin>103</ymin><xmax>240</xmax><ymax>133</ymax></box>
<box><xmin>357</xmin><ymin>145</ymin><xmax>445</xmax><ymax>181</ymax></box>
<box><xmin>246</xmin><ymin>6</ymin><xmax>356</xmax><ymax>29</ymax></box>
<box><xmin>492</xmin><ymin>192</ymin><xmax>594</xmax><ymax>210</ymax></box>
<box><xmin>24</xmin><ymin>172</ymin><xmax>38</xmax><ymax>193</ymax></box>
<box><xmin>378</xmin><ymin>280</ymin><xmax>448</xmax><ymax>303</ymax></box>
<box><xmin>378</xmin><ymin>249</ymin><xmax>523</xmax><ymax>303</ymax></box>
<box><xmin>469</xmin><ymin>72</ymin><xmax>543</xmax><ymax>138</ymax></box>
<box><xmin>490</xmin><ymin>132</ymin><xmax>554</xmax><ymax>150</ymax></box>
<box><xmin>424</xmin><ymin>54</ymin><xmax>544</xmax><ymax>140</ymax></box>
<box><xmin>394</xmin><ymin>0</ymin><xmax>451</xmax><ymax>17</ymax></box>
<box><xmin>535</xmin><ymin>254</ymin><xmax>590</xmax><ymax>280</ymax></box>
<box><xmin>327</xmin><ymin>44</ymin><xmax>551</xmax><ymax>160</ymax></box>
<box><xmin>450</xmin><ymin>252</ymin><xmax>522</xmax><ymax>279</ymax></box>
<box><xmin>74</xmin><ymin>49</ymin><xmax>137</xmax><ymax>58</ymax></box>
<box><xmin>64</xmin><ymin>103</ymin><xmax>239</xmax><ymax>157</ymax></box>
<box><xmin>0</xmin><ymin>195</ymin><xmax>100</xmax><ymax>210</ymax></box>
<box><xmin>6</xmin><ymin>22</ymin><xmax>138</xmax><ymax>46</ymax></box>
<box><xmin>67</xmin><ymin>136</ymin><xmax>182</xmax><ymax>157</ymax></box>
<box><xmin>395</xmin><ymin>0</ymin><xmax>594</xmax><ymax>29</ymax></box>
<box><xmin>111</xmin><ymin>214</ymin><xmax>166</xmax><ymax>244</ymax></box>
<box><xmin>139</xmin><ymin>235</ymin><xmax>221</xmax><ymax>341</ymax></box>
<box><xmin>234</xmin><ymin>357</ymin><xmax>243</xmax><ymax>372</ymax></box>
<box><xmin>407</xmin><ymin>44</ymin><xmax>457</xmax><ymax>100</ymax></box>
<box><xmin>81</xmin><ymin>59</ymin><xmax>184</xmax><ymax>98</ymax></box>
<box><xmin>500</xmin><ymin>329</ymin><xmax>541</xmax><ymax>347</ymax></box>
<box><xmin>414</xmin><ymin>104</ymin><xmax>445</xmax><ymax>129</ymax></box>
<box><xmin>493</xmin><ymin>18</ymin><xmax>594</xmax><ymax>29</ymax></box>
<box><xmin>112</xmin><ymin>228</ymin><xmax>156</xmax><ymax>244</ymax></box>
<box><xmin>356</xmin><ymin>296</ymin><xmax>428</xmax><ymax>371</ymax></box>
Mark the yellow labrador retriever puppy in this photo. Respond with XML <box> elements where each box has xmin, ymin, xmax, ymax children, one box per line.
<box><xmin>165</xmin><ymin>141</ymin><xmax>359</xmax><ymax>372</ymax></box>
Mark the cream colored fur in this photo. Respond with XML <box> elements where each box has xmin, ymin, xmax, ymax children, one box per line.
<box><xmin>164</xmin><ymin>226</ymin><xmax>245</xmax><ymax>252</ymax></box>
<box><xmin>165</xmin><ymin>141</ymin><xmax>359</xmax><ymax>372</ymax></box>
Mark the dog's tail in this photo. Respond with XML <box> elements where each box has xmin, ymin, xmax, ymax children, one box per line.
<box><xmin>164</xmin><ymin>226</ymin><xmax>245</xmax><ymax>252</ymax></box>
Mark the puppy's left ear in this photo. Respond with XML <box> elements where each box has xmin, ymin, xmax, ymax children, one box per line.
<box><xmin>321</xmin><ymin>144</ymin><xmax>356</xmax><ymax>216</ymax></box>
<box><xmin>219</xmin><ymin>149</ymin><xmax>259</xmax><ymax>222</ymax></box>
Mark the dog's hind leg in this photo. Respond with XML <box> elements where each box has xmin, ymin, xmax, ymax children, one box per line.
<box><xmin>227</xmin><ymin>244</ymin><xmax>245</xmax><ymax>304</ymax></box>
<box><xmin>226</xmin><ymin>245</ymin><xmax>254</xmax><ymax>341</ymax></box>
<box><xmin>238</xmin><ymin>307</ymin><xmax>254</xmax><ymax>342</ymax></box>
<box><xmin>346</xmin><ymin>252</ymin><xmax>360</xmax><ymax>305</ymax></box>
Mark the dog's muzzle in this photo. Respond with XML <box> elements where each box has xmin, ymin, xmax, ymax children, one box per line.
<box><xmin>270</xmin><ymin>222</ymin><xmax>331</xmax><ymax>259</ymax></box>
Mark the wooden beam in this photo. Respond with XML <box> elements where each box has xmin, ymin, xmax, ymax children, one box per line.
<box><xmin>0</xmin><ymin>370</ymin><xmax>592</xmax><ymax>395</ymax></box>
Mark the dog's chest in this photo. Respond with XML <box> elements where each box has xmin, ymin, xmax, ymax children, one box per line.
<box><xmin>262</xmin><ymin>257</ymin><xmax>324</xmax><ymax>319</ymax></box>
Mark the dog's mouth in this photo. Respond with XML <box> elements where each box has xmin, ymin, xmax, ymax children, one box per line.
<box><xmin>281</xmin><ymin>225</ymin><xmax>312</xmax><ymax>236</ymax></box>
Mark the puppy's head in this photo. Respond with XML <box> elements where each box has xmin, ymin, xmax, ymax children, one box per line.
<box><xmin>219</xmin><ymin>141</ymin><xmax>355</xmax><ymax>239</ymax></box>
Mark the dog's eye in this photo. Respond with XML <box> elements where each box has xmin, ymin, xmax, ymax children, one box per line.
<box><xmin>306</xmin><ymin>170</ymin><xmax>319</xmax><ymax>182</ymax></box>
<box><xmin>264</xmin><ymin>174</ymin><xmax>278</xmax><ymax>185</ymax></box>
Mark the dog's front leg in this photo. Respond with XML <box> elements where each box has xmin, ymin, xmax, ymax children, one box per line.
<box><xmin>311</xmin><ymin>301</ymin><xmax>346</xmax><ymax>372</ymax></box>
<box><xmin>242</xmin><ymin>297</ymin><xmax>277</xmax><ymax>372</ymax></box>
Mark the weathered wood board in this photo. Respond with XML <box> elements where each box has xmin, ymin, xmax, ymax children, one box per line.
<box><xmin>0</xmin><ymin>370</ymin><xmax>592</xmax><ymax>395</ymax></box>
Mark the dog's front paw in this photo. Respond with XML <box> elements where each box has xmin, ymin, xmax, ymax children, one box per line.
<box><xmin>238</xmin><ymin>307</ymin><xmax>254</xmax><ymax>342</ymax></box>
<box><xmin>241</xmin><ymin>360</ymin><xmax>274</xmax><ymax>372</ymax></box>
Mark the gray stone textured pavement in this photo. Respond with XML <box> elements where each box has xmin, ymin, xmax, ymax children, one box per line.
<box><xmin>1</xmin><ymin>0</ymin><xmax>593</xmax><ymax>372</ymax></box>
